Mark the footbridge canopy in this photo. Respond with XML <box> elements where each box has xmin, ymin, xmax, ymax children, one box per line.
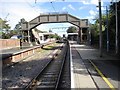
<box><xmin>21</xmin><ymin>12</ymin><xmax>89</xmax><ymax>30</ymax></box>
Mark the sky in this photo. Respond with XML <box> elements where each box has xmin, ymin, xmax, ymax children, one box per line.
<box><xmin>0</xmin><ymin>0</ymin><xmax>112</xmax><ymax>36</ymax></box>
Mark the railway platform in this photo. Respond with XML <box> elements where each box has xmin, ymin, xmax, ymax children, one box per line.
<box><xmin>0</xmin><ymin>42</ymin><xmax>55</xmax><ymax>65</ymax></box>
<box><xmin>69</xmin><ymin>41</ymin><xmax>119</xmax><ymax>89</ymax></box>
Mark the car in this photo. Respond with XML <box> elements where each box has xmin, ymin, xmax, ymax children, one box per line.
<box><xmin>10</xmin><ymin>35</ymin><xmax>22</xmax><ymax>39</ymax></box>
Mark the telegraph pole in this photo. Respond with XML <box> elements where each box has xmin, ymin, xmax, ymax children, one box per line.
<box><xmin>98</xmin><ymin>0</ymin><xmax>102</xmax><ymax>57</ymax></box>
<box><xmin>115</xmin><ymin>0</ymin><xmax>118</xmax><ymax>54</ymax></box>
<box><xmin>106</xmin><ymin>6</ymin><xmax>109</xmax><ymax>52</ymax></box>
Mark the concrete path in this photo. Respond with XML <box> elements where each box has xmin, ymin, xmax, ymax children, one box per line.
<box><xmin>70</xmin><ymin>41</ymin><xmax>119</xmax><ymax>89</ymax></box>
<box><xmin>70</xmin><ymin>41</ymin><xmax>97</xmax><ymax>89</ymax></box>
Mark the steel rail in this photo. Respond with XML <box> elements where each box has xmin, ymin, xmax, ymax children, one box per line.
<box><xmin>24</xmin><ymin>43</ymin><xmax>65</xmax><ymax>90</ymax></box>
<box><xmin>55</xmin><ymin>42</ymin><xmax>68</xmax><ymax>89</ymax></box>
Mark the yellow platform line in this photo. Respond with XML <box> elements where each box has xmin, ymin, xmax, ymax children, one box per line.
<box><xmin>89</xmin><ymin>60</ymin><xmax>116</xmax><ymax>90</ymax></box>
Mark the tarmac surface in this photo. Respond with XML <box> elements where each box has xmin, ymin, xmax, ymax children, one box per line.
<box><xmin>69</xmin><ymin>41</ymin><xmax>119</xmax><ymax>89</ymax></box>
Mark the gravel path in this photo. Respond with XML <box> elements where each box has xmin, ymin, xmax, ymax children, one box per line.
<box><xmin>2</xmin><ymin>43</ymin><xmax>62</xmax><ymax>89</ymax></box>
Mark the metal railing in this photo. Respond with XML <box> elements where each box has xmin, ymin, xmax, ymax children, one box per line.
<box><xmin>40</xmin><ymin>12</ymin><xmax>68</xmax><ymax>15</ymax></box>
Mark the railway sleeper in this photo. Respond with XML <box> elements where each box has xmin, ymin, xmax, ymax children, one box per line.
<box><xmin>42</xmin><ymin>73</ymin><xmax>58</xmax><ymax>75</ymax></box>
<box><xmin>37</xmin><ymin>81</ymin><xmax>56</xmax><ymax>85</ymax></box>
<box><xmin>36</xmin><ymin>85</ymin><xmax>55</xmax><ymax>88</ymax></box>
<box><xmin>42</xmin><ymin>75</ymin><xmax>58</xmax><ymax>78</ymax></box>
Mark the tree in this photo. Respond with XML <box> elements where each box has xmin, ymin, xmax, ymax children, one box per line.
<box><xmin>67</xmin><ymin>26</ymin><xmax>77</xmax><ymax>33</ymax></box>
<box><xmin>89</xmin><ymin>1</ymin><xmax>120</xmax><ymax>55</ymax></box>
<box><xmin>89</xmin><ymin>23</ymin><xmax>99</xmax><ymax>44</ymax></box>
<box><xmin>0</xmin><ymin>18</ymin><xmax>11</xmax><ymax>39</ymax></box>
<box><xmin>89</xmin><ymin>14</ymin><xmax>108</xmax><ymax>45</ymax></box>
<box><xmin>34</xmin><ymin>28</ymin><xmax>45</xmax><ymax>33</ymax></box>
<box><xmin>49</xmin><ymin>29</ymin><xmax>52</xmax><ymax>32</ymax></box>
<box><xmin>0</xmin><ymin>18</ymin><xmax>11</xmax><ymax>33</ymax></box>
<box><xmin>48</xmin><ymin>33</ymin><xmax>61</xmax><ymax>40</ymax></box>
<box><xmin>109</xmin><ymin>1</ymin><xmax>120</xmax><ymax>54</ymax></box>
<box><xmin>14</xmin><ymin>18</ymin><xmax>27</xmax><ymax>35</ymax></box>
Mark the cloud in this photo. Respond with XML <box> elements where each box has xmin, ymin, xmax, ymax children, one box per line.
<box><xmin>81</xmin><ymin>0</ymin><xmax>104</xmax><ymax>6</ymax></box>
<box><xmin>62</xmin><ymin>7</ymin><xmax>66</xmax><ymax>11</ymax></box>
<box><xmin>89</xmin><ymin>10</ymin><xmax>97</xmax><ymax>16</ymax></box>
<box><xmin>1</xmin><ymin>0</ymin><xmax>111</xmax><ymax>3</ymax></box>
<box><xmin>90</xmin><ymin>0</ymin><xmax>99</xmax><ymax>5</ymax></box>
<box><xmin>80</xmin><ymin>9</ymin><xmax>98</xmax><ymax>23</ymax></box>
<box><xmin>79</xmin><ymin>6</ymin><xmax>87</xmax><ymax>10</ymax></box>
<box><xmin>81</xmin><ymin>0</ymin><xmax>90</xmax><ymax>4</ymax></box>
<box><xmin>1</xmin><ymin>0</ymin><xmax>49</xmax><ymax>3</ymax></box>
<box><xmin>62</xmin><ymin>4</ymin><xmax>76</xmax><ymax>11</ymax></box>
<box><xmin>0</xmin><ymin>2</ymin><xmax>48</xmax><ymax>29</ymax></box>
<box><xmin>86</xmin><ymin>9</ymin><xmax>98</xmax><ymax>23</ymax></box>
<box><xmin>68</xmin><ymin>4</ymin><xmax>76</xmax><ymax>11</ymax></box>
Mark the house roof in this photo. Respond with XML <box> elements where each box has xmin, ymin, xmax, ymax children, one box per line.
<box><xmin>67</xmin><ymin>33</ymin><xmax>78</xmax><ymax>35</ymax></box>
<box><xmin>39</xmin><ymin>32</ymin><xmax>55</xmax><ymax>36</ymax></box>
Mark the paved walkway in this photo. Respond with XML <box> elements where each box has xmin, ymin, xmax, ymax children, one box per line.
<box><xmin>70</xmin><ymin>41</ymin><xmax>119</xmax><ymax>89</ymax></box>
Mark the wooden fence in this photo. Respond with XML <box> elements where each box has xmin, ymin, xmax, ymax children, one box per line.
<box><xmin>0</xmin><ymin>39</ymin><xmax>20</xmax><ymax>50</ymax></box>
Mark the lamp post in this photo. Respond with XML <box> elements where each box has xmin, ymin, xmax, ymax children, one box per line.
<box><xmin>98</xmin><ymin>0</ymin><xmax>102</xmax><ymax>57</ymax></box>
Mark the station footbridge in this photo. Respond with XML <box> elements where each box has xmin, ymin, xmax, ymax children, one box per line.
<box><xmin>21</xmin><ymin>12</ymin><xmax>89</xmax><ymax>44</ymax></box>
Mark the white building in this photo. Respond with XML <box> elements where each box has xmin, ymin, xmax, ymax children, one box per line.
<box><xmin>39</xmin><ymin>32</ymin><xmax>55</xmax><ymax>44</ymax></box>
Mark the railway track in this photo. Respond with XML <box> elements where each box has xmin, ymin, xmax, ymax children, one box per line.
<box><xmin>2</xmin><ymin>43</ymin><xmax>65</xmax><ymax>89</ymax></box>
<box><xmin>25</xmin><ymin>42</ymin><xmax>68</xmax><ymax>89</ymax></box>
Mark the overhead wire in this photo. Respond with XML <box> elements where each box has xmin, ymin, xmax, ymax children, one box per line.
<box><xmin>49</xmin><ymin>0</ymin><xmax>66</xmax><ymax>13</ymax></box>
<box><xmin>49</xmin><ymin>0</ymin><xmax>57</xmax><ymax>12</ymax></box>
<box><xmin>24</xmin><ymin>0</ymin><xmax>35</xmax><ymax>8</ymax></box>
<box><xmin>34</xmin><ymin>0</ymin><xmax>58</xmax><ymax>14</ymax></box>
<box><xmin>35</xmin><ymin>0</ymin><xmax>37</xmax><ymax>4</ymax></box>
<box><xmin>24</xmin><ymin>0</ymin><xmax>39</xmax><ymax>14</ymax></box>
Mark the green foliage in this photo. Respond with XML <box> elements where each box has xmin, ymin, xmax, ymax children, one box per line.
<box><xmin>34</xmin><ymin>28</ymin><xmax>44</xmax><ymax>33</ymax></box>
<box><xmin>49</xmin><ymin>29</ymin><xmax>52</xmax><ymax>32</ymax></box>
<box><xmin>89</xmin><ymin>1</ymin><xmax>120</xmax><ymax>53</ymax></box>
<box><xmin>0</xmin><ymin>18</ymin><xmax>11</xmax><ymax>39</ymax></box>
<box><xmin>14</xmin><ymin>23</ymin><xmax>21</xmax><ymax>35</ymax></box>
<box><xmin>108</xmin><ymin>1</ymin><xmax>120</xmax><ymax>50</ymax></box>
<box><xmin>0</xmin><ymin>18</ymin><xmax>11</xmax><ymax>30</ymax></box>
<box><xmin>1</xmin><ymin>18</ymin><xmax>27</xmax><ymax>39</ymax></box>
<box><xmin>54</xmin><ymin>34</ymin><xmax>61</xmax><ymax>40</ymax></box>
<box><xmin>1</xmin><ymin>30</ymin><xmax>18</xmax><ymax>39</ymax></box>
<box><xmin>49</xmin><ymin>34</ymin><xmax>54</xmax><ymax>38</ymax></box>
<box><xmin>89</xmin><ymin>24</ymin><xmax>99</xmax><ymax>44</ymax></box>
<box><xmin>89</xmin><ymin>14</ymin><xmax>108</xmax><ymax>45</ymax></box>
<box><xmin>48</xmin><ymin>33</ymin><xmax>61</xmax><ymax>40</ymax></box>
<box><xmin>67</xmin><ymin>26</ymin><xmax>77</xmax><ymax>33</ymax></box>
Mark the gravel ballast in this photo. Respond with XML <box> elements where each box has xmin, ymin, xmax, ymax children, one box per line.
<box><xmin>2</xmin><ymin>43</ymin><xmax>62</xmax><ymax>89</ymax></box>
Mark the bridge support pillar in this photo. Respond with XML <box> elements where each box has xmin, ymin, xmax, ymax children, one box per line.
<box><xmin>80</xmin><ymin>28</ymin><xmax>83</xmax><ymax>43</ymax></box>
<box><xmin>78</xmin><ymin>27</ymin><xmax>81</xmax><ymax>44</ymax></box>
<box><xmin>28</xmin><ymin>23</ymin><xmax>33</xmax><ymax>46</ymax></box>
